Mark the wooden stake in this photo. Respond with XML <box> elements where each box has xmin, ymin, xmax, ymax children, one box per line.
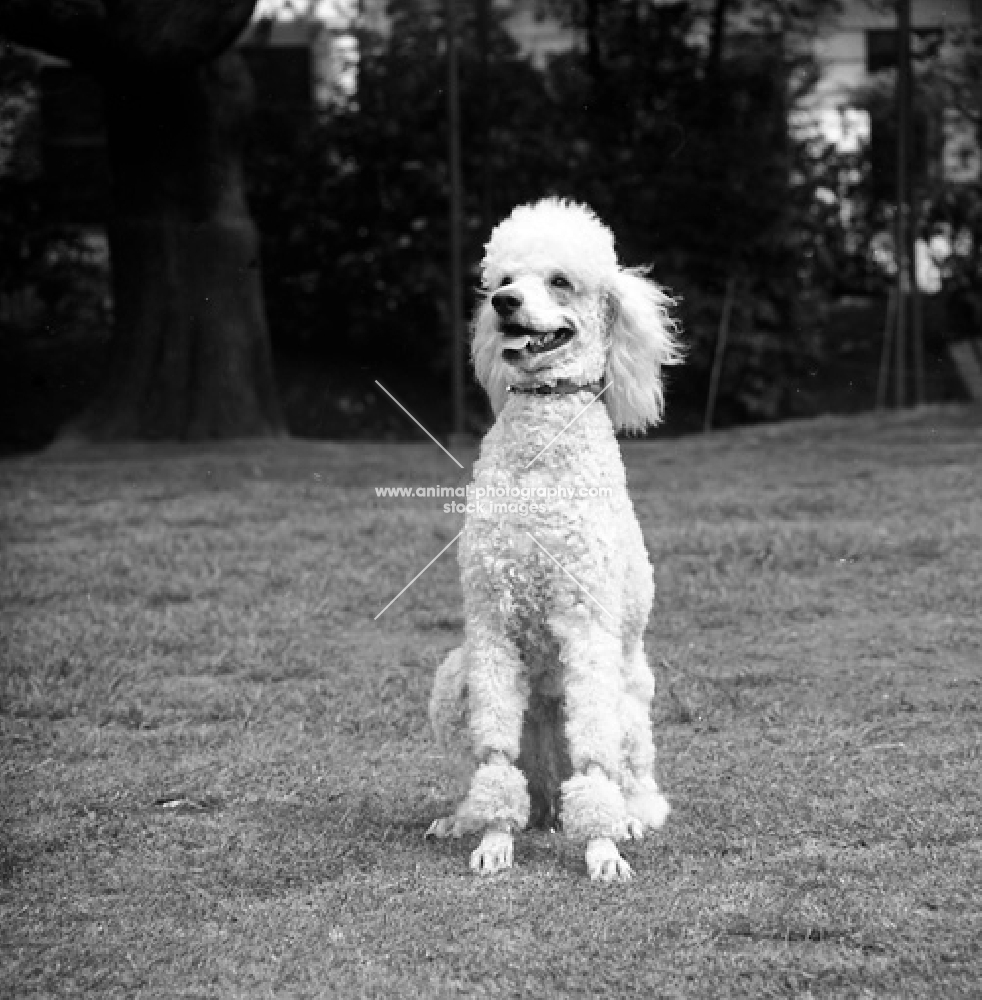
<box><xmin>704</xmin><ymin>274</ymin><xmax>737</xmax><ymax>433</ymax></box>
<box><xmin>877</xmin><ymin>288</ymin><xmax>897</xmax><ymax>410</ymax></box>
<box><xmin>912</xmin><ymin>263</ymin><xmax>925</xmax><ymax>405</ymax></box>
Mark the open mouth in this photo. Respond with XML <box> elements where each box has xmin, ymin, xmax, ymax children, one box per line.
<box><xmin>500</xmin><ymin>323</ymin><xmax>575</xmax><ymax>359</ymax></box>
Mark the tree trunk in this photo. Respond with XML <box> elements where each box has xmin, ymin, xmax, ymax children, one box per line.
<box><xmin>62</xmin><ymin>49</ymin><xmax>284</xmax><ymax>441</ymax></box>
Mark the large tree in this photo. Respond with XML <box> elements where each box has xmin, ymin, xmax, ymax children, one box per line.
<box><xmin>0</xmin><ymin>0</ymin><xmax>284</xmax><ymax>441</ymax></box>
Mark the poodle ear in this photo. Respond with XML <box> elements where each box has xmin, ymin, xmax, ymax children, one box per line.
<box><xmin>471</xmin><ymin>295</ymin><xmax>510</xmax><ymax>417</ymax></box>
<box><xmin>604</xmin><ymin>267</ymin><xmax>683</xmax><ymax>434</ymax></box>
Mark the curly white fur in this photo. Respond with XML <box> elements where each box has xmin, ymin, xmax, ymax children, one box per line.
<box><xmin>427</xmin><ymin>198</ymin><xmax>679</xmax><ymax>880</ymax></box>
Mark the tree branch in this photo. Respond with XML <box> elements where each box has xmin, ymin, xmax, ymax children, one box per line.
<box><xmin>108</xmin><ymin>0</ymin><xmax>259</xmax><ymax>70</ymax></box>
<box><xmin>0</xmin><ymin>0</ymin><xmax>258</xmax><ymax>73</ymax></box>
<box><xmin>0</xmin><ymin>0</ymin><xmax>111</xmax><ymax>68</ymax></box>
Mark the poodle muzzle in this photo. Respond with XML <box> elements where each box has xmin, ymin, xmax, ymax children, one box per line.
<box><xmin>492</xmin><ymin>288</ymin><xmax>577</xmax><ymax>360</ymax></box>
<box><xmin>499</xmin><ymin>322</ymin><xmax>576</xmax><ymax>359</ymax></box>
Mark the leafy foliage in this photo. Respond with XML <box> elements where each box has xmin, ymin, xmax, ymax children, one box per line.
<box><xmin>248</xmin><ymin>0</ymin><xmax>564</xmax><ymax>373</ymax></box>
<box><xmin>0</xmin><ymin>44</ymin><xmax>113</xmax><ymax>452</ymax></box>
<box><xmin>0</xmin><ymin>43</ymin><xmax>109</xmax><ymax>344</ymax></box>
<box><xmin>248</xmin><ymin>0</ymin><xmax>859</xmax><ymax>427</ymax></box>
<box><xmin>850</xmin><ymin>25</ymin><xmax>982</xmax><ymax>337</ymax></box>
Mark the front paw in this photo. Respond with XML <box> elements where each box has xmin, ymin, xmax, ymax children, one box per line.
<box><xmin>469</xmin><ymin>828</ymin><xmax>514</xmax><ymax>875</ymax></box>
<box><xmin>585</xmin><ymin>837</ymin><xmax>633</xmax><ymax>882</ymax></box>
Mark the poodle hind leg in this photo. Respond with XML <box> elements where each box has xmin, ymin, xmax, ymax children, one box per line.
<box><xmin>425</xmin><ymin>646</ymin><xmax>475</xmax><ymax>841</ymax></box>
<box><xmin>425</xmin><ymin>813</ymin><xmax>469</xmax><ymax>840</ymax></box>
<box><xmin>621</xmin><ymin>641</ymin><xmax>670</xmax><ymax>838</ymax></box>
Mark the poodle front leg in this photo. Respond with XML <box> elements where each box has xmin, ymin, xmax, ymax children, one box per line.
<box><xmin>585</xmin><ymin>835</ymin><xmax>634</xmax><ymax>882</ymax></box>
<box><xmin>456</xmin><ymin>626</ymin><xmax>530</xmax><ymax>874</ymax></box>
<box><xmin>552</xmin><ymin>613</ymin><xmax>633</xmax><ymax>881</ymax></box>
<box><xmin>470</xmin><ymin>811</ymin><xmax>516</xmax><ymax>875</ymax></box>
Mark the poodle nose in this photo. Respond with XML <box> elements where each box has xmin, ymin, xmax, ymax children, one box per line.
<box><xmin>492</xmin><ymin>289</ymin><xmax>523</xmax><ymax>317</ymax></box>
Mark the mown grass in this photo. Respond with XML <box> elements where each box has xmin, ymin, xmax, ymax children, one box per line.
<box><xmin>1</xmin><ymin>406</ymin><xmax>980</xmax><ymax>999</ymax></box>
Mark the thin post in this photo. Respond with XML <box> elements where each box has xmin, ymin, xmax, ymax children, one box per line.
<box><xmin>877</xmin><ymin>288</ymin><xmax>897</xmax><ymax>410</ymax></box>
<box><xmin>912</xmin><ymin>277</ymin><xmax>925</xmax><ymax>404</ymax></box>
<box><xmin>447</xmin><ymin>0</ymin><xmax>465</xmax><ymax>441</ymax></box>
<box><xmin>904</xmin><ymin>0</ymin><xmax>925</xmax><ymax>405</ymax></box>
<box><xmin>894</xmin><ymin>0</ymin><xmax>912</xmax><ymax>408</ymax></box>
<box><xmin>476</xmin><ymin>0</ymin><xmax>491</xmax><ymax>235</ymax></box>
<box><xmin>704</xmin><ymin>274</ymin><xmax>736</xmax><ymax>433</ymax></box>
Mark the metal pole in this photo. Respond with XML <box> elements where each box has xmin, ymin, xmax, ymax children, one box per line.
<box><xmin>894</xmin><ymin>0</ymin><xmax>911</xmax><ymax>408</ymax></box>
<box><xmin>447</xmin><ymin>0</ymin><xmax>465</xmax><ymax>443</ymax></box>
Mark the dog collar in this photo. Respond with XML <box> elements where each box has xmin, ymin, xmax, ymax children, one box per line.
<box><xmin>507</xmin><ymin>378</ymin><xmax>606</xmax><ymax>397</ymax></box>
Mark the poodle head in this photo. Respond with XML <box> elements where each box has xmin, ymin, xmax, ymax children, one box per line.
<box><xmin>471</xmin><ymin>198</ymin><xmax>683</xmax><ymax>434</ymax></box>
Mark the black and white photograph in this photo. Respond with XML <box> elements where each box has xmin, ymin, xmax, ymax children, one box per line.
<box><xmin>1</xmin><ymin>0</ymin><xmax>980</xmax><ymax>996</ymax></box>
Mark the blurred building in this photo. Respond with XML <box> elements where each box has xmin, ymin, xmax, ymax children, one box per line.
<box><xmin>245</xmin><ymin>1</ymin><xmax>358</xmax><ymax>108</ymax></box>
<box><xmin>249</xmin><ymin>0</ymin><xmax>584</xmax><ymax>89</ymax></box>
<box><xmin>803</xmin><ymin>0</ymin><xmax>981</xmax><ymax>184</ymax></box>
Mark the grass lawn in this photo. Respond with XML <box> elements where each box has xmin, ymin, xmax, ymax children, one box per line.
<box><xmin>1</xmin><ymin>405</ymin><xmax>980</xmax><ymax>999</ymax></box>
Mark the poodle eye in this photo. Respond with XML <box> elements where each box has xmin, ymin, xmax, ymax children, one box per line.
<box><xmin>550</xmin><ymin>273</ymin><xmax>573</xmax><ymax>291</ymax></box>
<box><xmin>499</xmin><ymin>275</ymin><xmax>514</xmax><ymax>288</ymax></box>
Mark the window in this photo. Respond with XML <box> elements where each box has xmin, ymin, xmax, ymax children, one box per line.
<box><xmin>866</xmin><ymin>28</ymin><xmax>943</xmax><ymax>72</ymax></box>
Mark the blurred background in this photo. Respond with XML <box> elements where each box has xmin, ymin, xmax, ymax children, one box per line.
<box><xmin>0</xmin><ymin>0</ymin><xmax>980</xmax><ymax>453</ymax></box>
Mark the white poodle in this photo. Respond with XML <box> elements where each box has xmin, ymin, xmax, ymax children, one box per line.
<box><xmin>427</xmin><ymin>198</ymin><xmax>682</xmax><ymax>881</ymax></box>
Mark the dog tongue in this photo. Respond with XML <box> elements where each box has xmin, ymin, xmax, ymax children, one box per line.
<box><xmin>503</xmin><ymin>334</ymin><xmax>531</xmax><ymax>350</ymax></box>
